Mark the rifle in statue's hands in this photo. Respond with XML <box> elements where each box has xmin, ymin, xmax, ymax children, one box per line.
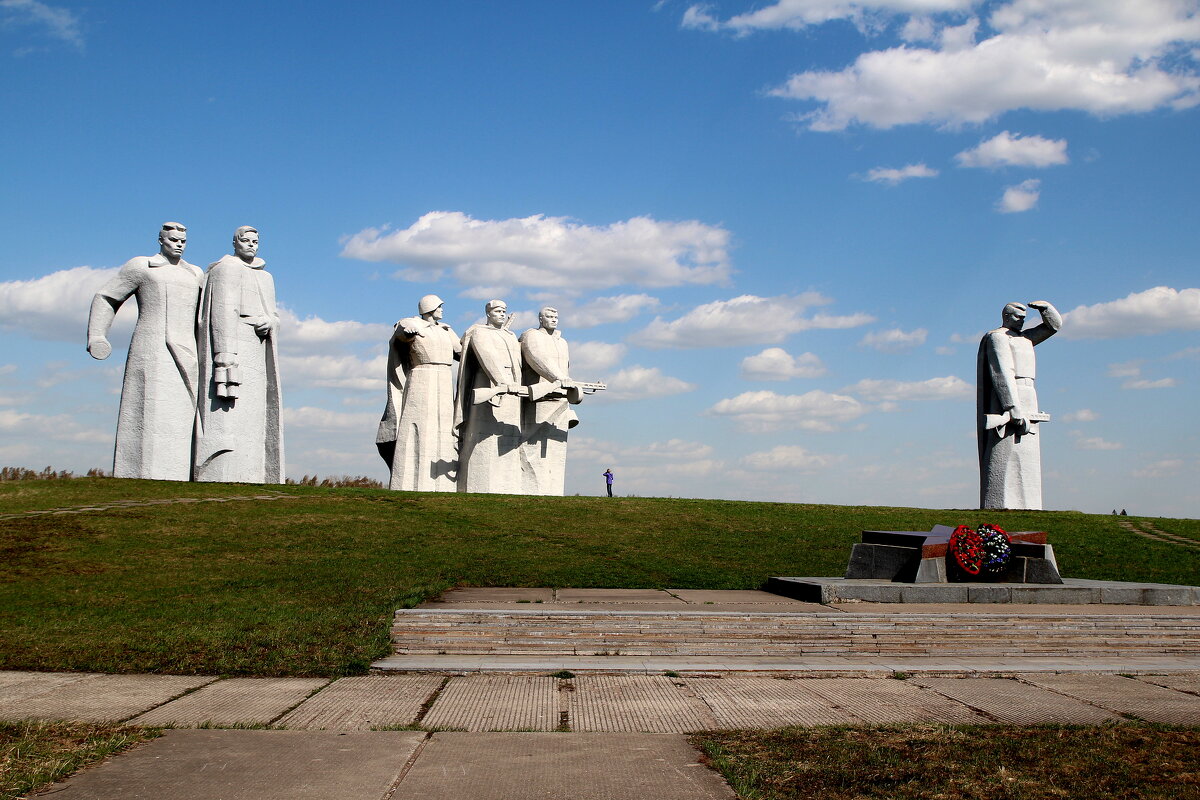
<box><xmin>985</xmin><ymin>410</ymin><xmax>1050</xmax><ymax>438</ymax></box>
<box><xmin>526</xmin><ymin>380</ymin><xmax>608</xmax><ymax>402</ymax></box>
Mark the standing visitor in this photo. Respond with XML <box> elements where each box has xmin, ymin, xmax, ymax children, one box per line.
<box><xmin>603</xmin><ymin>468</ymin><xmax>614</xmax><ymax>497</ymax></box>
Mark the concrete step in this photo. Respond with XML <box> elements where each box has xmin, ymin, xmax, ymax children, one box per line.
<box><xmin>390</xmin><ymin>609</ymin><xmax>1200</xmax><ymax>658</ymax></box>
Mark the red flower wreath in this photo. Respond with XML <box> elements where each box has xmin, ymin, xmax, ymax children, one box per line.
<box><xmin>948</xmin><ymin>524</ymin><xmax>985</xmax><ymax>575</ymax></box>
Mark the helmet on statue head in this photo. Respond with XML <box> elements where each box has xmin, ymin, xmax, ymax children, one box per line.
<box><xmin>418</xmin><ymin>294</ymin><xmax>444</xmax><ymax>315</ymax></box>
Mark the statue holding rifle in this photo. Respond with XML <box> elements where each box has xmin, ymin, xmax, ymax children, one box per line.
<box><xmin>455</xmin><ymin>299</ymin><xmax>527</xmax><ymax>493</ymax></box>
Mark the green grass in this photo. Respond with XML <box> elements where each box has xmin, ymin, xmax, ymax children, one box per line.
<box><xmin>1</xmin><ymin>478</ymin><xmax>1198</xmax><ymax>677</ymax></box>
<box><xmin>694</xmin><ymin>724</ymin><xmax>1200</xmax><ymax>800</ymax></box>
<box><xmin>0</xmin><ymin>720</ymin><xmax>157</xmax><ymax>800</ymax></box>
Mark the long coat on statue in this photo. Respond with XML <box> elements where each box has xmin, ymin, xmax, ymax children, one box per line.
<box><xmin>194</xmin><ymin>255</ymin><xmax>284</xmax><ymax>483</ymax></box>
<box><xmin>454</xmin><ymin>323</ymin><xmax>525</xmax><ymax>494</ymax></box>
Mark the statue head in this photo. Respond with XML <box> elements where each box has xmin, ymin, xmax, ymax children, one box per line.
<box><xmin>418</xmin><ymin>294</ymin><xmax>444</xmax><ymax>319</ymax></box>
<box><xmin>485</xmin><ymin>299</ymin><xmax>507</xmax><ymax>329</ymax></box>
<box><xmin>233</xmin><ymin>226</ymin><xmax>259</xmax><ymax>262</ymax></box>
<box><xmin>539</xmin><ymin>306</ymin><xmax>559</xmax><ymax>333</ymax></box>
<box><xmin>1002</xmin><ymin>302</ymin><xmax>1027</xmax><ymax>331</ymax></box>
<box><xmin>158</xmin><ymin>222</ymin><xmax>187</xmax><ymax>260</ymax></box>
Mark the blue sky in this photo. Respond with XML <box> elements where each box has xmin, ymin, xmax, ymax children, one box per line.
<box><xmin>1</xmin><ymin>0</ymin><xmax>1197</xmax><ymax>516</ymax></box>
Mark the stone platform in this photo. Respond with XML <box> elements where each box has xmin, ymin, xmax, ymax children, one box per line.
<box><xmin>767</xmin><ymin>577</ymin><xmax>1200</xmax><ymax>605</ymax></box>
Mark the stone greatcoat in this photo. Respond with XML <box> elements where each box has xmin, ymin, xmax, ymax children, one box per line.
<box><xmin>519</xmin><ymin>327</ymin><xmax>582</xmax><ymax>496</ymax></box>
<box><xmin>455</xmin><ymin>323</ymin><xmax>525</xmax><ymax>494</ymax></box>
<box><xmin>377</xmin><ymin>316</ymin><xmax>461</xmax><ymax>491</ymax></box>
<box><xmin>977</xmin><ymin>320</ymin><xmax>1057</xmax><ymax>510</ymax></box>
<box><xmin>194</xmin><ymin>254</ymin><xmax>283</xmax><ymax>483</ymax></box>
<box><xmin>88</xmin><ymin>254</ymin><xmax>203</xmax><ymax>481</ymax></box>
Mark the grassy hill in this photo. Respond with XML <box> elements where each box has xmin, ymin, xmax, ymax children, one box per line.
<box><xmin>2</xmin><ymin>478</ymin><xmax>1197</xmax><ymax>677</ymax></box>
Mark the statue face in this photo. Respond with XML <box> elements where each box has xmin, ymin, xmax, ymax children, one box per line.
<box><xmin>430</xmin><ymin>305</ymin><xmax>443</xmax><ymax>321</ymax></box>
<box><xmin>234</xmin><ymin>231</ymin><xmax>259</xmax><ymax>260</ymax></box>
<box><xmin>1003</xmin><ymin>307</ymin><xmax>1026</xmax><ymax>331</ymax></box>
<box><xmin>486</xmin><ymin>304</ymin><xmax>507</xmax><ymax>328</ymax></box>
<box><xmin>540</xmin><ymin>309</ymin><xmax>559</xmax><ymax>332</ymax></box>
<box><xmin>159</xmin><ymin>229</ymin><xmax>187</xmax><ymax>259</ymax></box>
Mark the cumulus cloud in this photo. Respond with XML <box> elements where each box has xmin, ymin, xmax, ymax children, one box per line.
<box><xmin>340</xmin><ymin>211</ymin><xmax>731</xmax><ymax>290</ymax></box>
<box><xmin>842</xmin><ymin>375</ymin><xmax>972</xmax><ymax>403</ymax></box>
<box><xmin>1071</xmin><ymin>432</ymin><xmax>1123</xmax><ymax>450</ymax></box>
<box><xmin>280</xmin><ymin>353</ymin><xmax>386</xmax><ymax>392</ymax></box>
<box><xmin>1061</xmin><ymin>408</ymin><xmax>1099</xmax><ymax>422</ymax></box>
<box><xmin>859</xmin><ymin>327</ymin><xmax>927</xmax><ymax>352</ymax></box>
<box><xmin>635</xmin><ymin>293</ymin><xmax>873</xmax><ymax>349</ymax></box>
<box><xmin>1122</xmin><ymin>377</ymin><xmax>1177</xmax><ymax>390</ymax></box>
<box><xmin>283</xmin><ymin>406</ymin><xmax>380</xmax><ymax>432</ymax></box>
<box><xmin>707</xmin><ymin>389</ymin><xmax>868</xmax><ymax>432</ymax></box>
<box><xmin>740</xmin><ymin>347</ymin><xmax>827</xmax><ymax>380</ymax></box>
<box><xmin>740</xmin><ymin>444</ymin><xmax>843</xmax><ymax>472</ymax></box>
<box><xmin>766</xmin><ymin>1</ymin><xmax>1200</xmax><ymax>130</ymax></box>
<box><xmin>955</xmin><ymin>131</ymin><xmax>1069</xmax><ymax>168</ymax></box>
<box><xmin>571</xmin><ymin>436</ymin><xmax>723</xmax><ymax>483</ymax></box>
<box><xmin>682</xmin><ymin>0</ymin><xmax>972</xmax><ymax>34</ymax></box>
<box><xmin>862</xmin><ymin>163</ymin><xmax>939</xmax><ymax>184</ymax></box>
<box><xmin>1133</xmin><ymin>458</ymin><xmax>1186</xmax><ymax>478</ymax></box>
<box><xmin>1107</xmin><ymin>360</ymin><xmax>1143</xmax><ymax>378</ymax></box>
<box><xmin>600</xmin><ymin>366</ymin><xmax>696</xmax><ymax>402</ymax></box>
<box><xmin>0</xmin><ymin>265</ymin><xmax>119</xmax><ymax>342</ymax></box>
<box><xmin>1063</xmin><ymin>287</ymin><xmax>1200</xmax><ymax>339</ymax></box>
<box><xmin>1</xmin><ymin>0</ymin><xmax>84</xmax><ymax>51</ymax></box>
<box><xmin>0</xmin><ymin>408</ymin><xmax>109</xmax><ymax>444</ymax></box>
<box><xmin>277</xmin><ymin>306</ymin><xmax>392</xmax><ymax>356</ymax></box>
<box><xmin>569</xmin><ymin>341</ymin><xmax>626</xmax><ymax>376</ymax></box>
<box><xmin>568</xmin><ymin>294</ymin><xmax>661</xmax><ymax>327</ymax></box>
<box><xmin>998</xmin><ymin>179</ymin><xmax>1041</xmax><ymax>213</ymax></box>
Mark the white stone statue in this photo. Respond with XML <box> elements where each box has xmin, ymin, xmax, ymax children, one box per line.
<box><xmin>87</xmin><ymin>222</ymin><xmax>203</xmax><ymax>481</ymax></box>
<box><xmin>519</xmin><ymin>307</ymin><xmax>585</xmax><ymax>496</ymax></box>
<box><xmin>377</xmin><ymin>294</ymin><xmax>462</xmax><ymax>491</ymax></box>
<box><xmin>455</xmin><ymin>299</ymin><xmax>527</xmax><ymax>494</ymax></box>
<box><xmin>194</xmin><ymin>226</ymin><xmax>284</xmax><ymax>483</ymax></box>
<box><xmin>977</xmin><ymin>300</ymin><xmax>1061</xmax><ymax>510</ymax></box>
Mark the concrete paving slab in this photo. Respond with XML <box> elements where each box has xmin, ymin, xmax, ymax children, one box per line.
<box><xmin>555</xmin><ymin>588</ymin><xmax>686</xmax><ymax>603</ymax></box>
<box><xmin>44</xmin><ymin>729</ymin><xmax>423</xmax><ymax>799</ymax></box>
<box><xmin>804</xmin><ymin>678</ymin><xmax>990</xmax><ymax>725</ymax></box>
<box><xmin>277</xmin><ymin>675</ymin><xmax>443</xmax><ymax>730</ymax></box>
<box><xmin>829</xmin><ymin>603</ymin><xmax>1200</xmax><ymax>616</ymax></box>
<box><xmin>914</xmin><ymin>676</ymin><xmax>1121</xmax><ymax>724</ymax></box>
<box><xmin>1136</xmin><ymin>674</ymin><xmax>1200</xmax><ymax>695</ymax></box>
<box><xmin>0</xmin><ymin>671</ymin><xmax>100</xmax><ymax>710</ymax></box>
<box><xmin>391</xmin><ymin>732</ymin><xmax>736</xmax><ymax>800</ymax></box>
<box><xmin>422</xmin><ymin>675</ymin><xmax>559</xmax><ymax>731</ymax></box>
<box><xmin>3</xmin><ymin>674</ymin><xmax>213</xmax><ymax>723</ymax></box>
<box><xmin>689</xmin><ymin>677</ymin><xmax>858</xmax><ymax>728</ymax></box>
<box><xmin>1022</xmin><ymin>674</ymin><xmax>1200</xmax><ymax>724</ymax></box>
<box><xmin>427</xmin><ymin>587</ymin><xmax>555</xmax><ymax>604</ymax></box>
<box><xmin>131</xmin><ymin>677</ymin><xmax>328</xmax><ymax>727</ymax></box>
<box><xmin>668</xmin><ymin>589</ymin><xmax>807</xmax><ymax>605</ymax></box>
<box><xmin>569</xmin><ymin>675</ymin><xmax>712</xmax><ymax>732</ymax></box>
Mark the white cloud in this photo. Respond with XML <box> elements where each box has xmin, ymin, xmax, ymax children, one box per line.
<box><xmin>1063</xmin><ymin>287</ymin><xmax>1200</xmax><ymax>338</ymax></box>
<box><xmin>859</xmin><ymin>327</ymin><xmax>927</xmax><ymax>352</ymax></box>
<box><xmin>283</xmin><ymin>406</ymin><xmax>380</xmax><ymax>432</ymax></box>
<box><xmin>998</xmin><ymin>179</ymin><xmax>1041</xmax><ymax>212</ymax></box>
<box><xmin>568</xmin><ymin>294</ymin><xmax>661</xmax><ymax>327</ymax></box>
<box><xmin>571</xmin><ymin>436</ymin><xmax>723</xmax><ymax>483</ymax></box>
<box><xmin>707</xmin><ymin>389</ymin><xmax>868</xmax><ymax>432</ymax></box>
<box><xmin>842</xmin><ymin>375</ymin><xmax>972</xmax><ymax>403</ymax></box>
<box><xmin>635</xmin><ymin>293</ymin><xmax>873</xmax><ymax>349</ymax></box>
<box><xmin>862</xmin><ymin>163</ymin><xmax>939</xmax><ymax>184</ymax></box>
<box><xmin>277</xmin><ymin>306</ymin><xmax>392</xmax><ymax>356</ymax></box>
<box><xmin>1122</xmin><ymin>377</ymin><xmax>1177</xmax><ymax>389</ymax></box>
<box><xmin>741</xmin><ymin>445</ymin><xmax>843</xmax><ymax>472</ymax></box>
<box><xmin>682</xmin><ymin>0</ymin><xmax>973</xmax><ymax>34</ymax></box>
<box><xmin>569</xmin><ymin>341</ymin><xmax>627</xmax><ymax>376</ymax></box>
<box><xmin>0</xmin><ymin>408</ymin><xmax>109</xmax><ymax>444</ymax></box>
<box><xmin>1072</xmin><ymin>433</ymin><xmax>1123</xmax><ymax>450</ymax></box>
<box><xmin>740</xmin><ymin>347</ymin><xmax>827</xmax><ymax>380</ymax></box>
<box><xmin>1061</xmin><ymin>408</ymin><xmax>1099</xmax><ymax>422</ymax></box>
<box><xmin>1107</xmin><ymin>360</ymin><xmax>1142</xmax><ymax>378</ymax></box>
<box><xmin>340</xmin><ymin>211</ymin><xmax>731</xmax><ymax>290</ymax></box>
<box><xmin>955</xmin><ymin>131</ymin><xmax>1069</xmax><ymax>168</ymax></box>
<box><xmin>767</xmin><ymin>1</ymin><xmax>1200</xmax><ymax>130</ymax></box>
<box><xmin>600</xmin><ymin>366</ymin><xmax>696</xmax><ymax>402</ymax></box>
<box><xmin>1</xmin><ymin>0</ymin><xmax>84</xmax><ymax>50</ymax></box>
<box><xmin>280</xmin><ymin>353</ymin><xmax>387</xmax><ymax>392</ymax></box>
<box><xmin>0</xmin><ymin>265</ymin><xmax>120</xmax><ymax>342</ymax></box>
<box><xmin>1133</xmin><ymin>458</ymin><xmax>1185</xmax><ymax>478</ymax></box>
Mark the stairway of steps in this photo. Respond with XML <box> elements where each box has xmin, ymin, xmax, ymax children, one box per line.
<box><xmin>391</xmin><ymin>608</ymin><xmax>1200</xmax><ymax>658</ymax></box>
